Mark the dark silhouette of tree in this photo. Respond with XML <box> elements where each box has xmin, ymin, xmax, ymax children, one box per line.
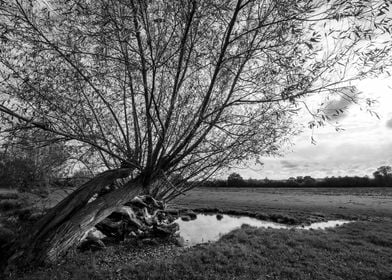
<box><xmin>303</xmin><ymin>176</ymin><xmax>316</xmax><ymax>186</ymax></box>
<box><xmin>296</xmin><ymin>176</ymin><xmax>304</xmax><ymax>184</ymax></box>
<box><xmin>373</xmin><ymin>166</ymin><xmax>392</xmax><ymax>178</ymax></box>
<box><xmin>373</xmin><ymin>166</ymin><xmax>392</xmax><ymax>186</ymax></box>
<box><xmin>288</xmin><ymin>177</ymin><xmax>296</xmax><ymax>182</ymax></box>
<box><xmin>227</xmin><ymin>172</ymin><xmax>244</xmax><ymax>187</ymax></box>
<box><xmin>0</xmin><ymin>130</ymin><xmax>69</xmax><ymax>192</ymax></box>
<box><xmin>201</xmin><ymin>174</ymin><xmax>382</xmax><ymax>189</ymax></box>
<box><xmin>0</xmin><ymin>0</ymin><xmax>391</xmax><ymax>266</ymax></box>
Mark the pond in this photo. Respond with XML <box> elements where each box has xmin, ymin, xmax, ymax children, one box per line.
<box><xmin>174</xmin><ymin>213</ymin><xmax>352</xmax><ymax>246</ymax></box>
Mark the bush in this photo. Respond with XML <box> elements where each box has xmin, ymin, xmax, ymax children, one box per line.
<box><xmin>227</xmin><ymin>173</ymin><xmax>245</xmax><ymax>187</ymax></box>
<box><xmin>0</xmin><ymin>156</ymin><xmax>37</xmax><ymax>190</ymax></box>
<box><xmin>0</xmin><ymin>132</ymin><xmax>70</xmax><ymax>192</ymax></box>
<box><xmin>0</xmin><ymin>199</ymin><xmax>22</xmax><ymax>211</ymax></box>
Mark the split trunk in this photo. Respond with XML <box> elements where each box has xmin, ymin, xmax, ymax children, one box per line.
<box><xmin>9</xmin><ymin>168</ymin><xmax>144</xmax><ymax>268</ymax></box>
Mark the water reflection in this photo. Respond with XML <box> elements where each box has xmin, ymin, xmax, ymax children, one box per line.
<box><xmin>175</xmin><ymin>213</ymin><xmax>351</xmax><ymax>246</ymax></box>
<box><xmin>301</xmin><ymin>220</ymin><xmax>351</xmax><ymax>230</ymax></box>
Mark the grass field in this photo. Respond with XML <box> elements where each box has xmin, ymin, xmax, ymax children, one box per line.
<box><xmin>3</xmin><ymin>187</ymin><xmax>392</xmax><ymax>279</ymax></box>
<box><xmin>171</xmin><ymin>187</ymin><xmax>392</xmax><ymax>220</ymax></box>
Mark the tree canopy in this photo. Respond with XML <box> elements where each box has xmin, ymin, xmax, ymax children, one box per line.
<box><xmin>0</xmin><ymin>0</ymin><xmax>391</xmax><ymax>193</ymax></box>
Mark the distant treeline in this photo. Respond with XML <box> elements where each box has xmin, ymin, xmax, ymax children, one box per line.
<box><xmin>200</xmin><ymin>171</ymin><xmax>392</xmax><ymax>188</ymax></box>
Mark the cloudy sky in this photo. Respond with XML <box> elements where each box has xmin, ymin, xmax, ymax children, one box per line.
<box><xmin>236</xmin><ymin>78</ymin><xmax>392</xmax><ymax>180</ymax></box>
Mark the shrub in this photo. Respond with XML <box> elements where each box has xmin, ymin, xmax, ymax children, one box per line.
<box><xmin>0</xmin><ymin>138</ymin><xmax>69</xmax><ymax>191</ymax></box>
<box><xmin>0</xmin><ymin>156</ymin><xmax>36</xmax><ymax>190</ymax></box>
<box><xmin>0</xmin><ymin>199</ymin><xmax>22</xmax><ymax>211</ymax></box>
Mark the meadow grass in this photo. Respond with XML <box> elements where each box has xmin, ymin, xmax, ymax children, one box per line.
<box><xmin>11</xmin><ymin>220</ymin><xmax>392</xmax><ymax>280</ymax></box>
<box><xmin>118</xmin><ymin>221</ymin><xmax>392</xmax><ymax>280</ymax></box>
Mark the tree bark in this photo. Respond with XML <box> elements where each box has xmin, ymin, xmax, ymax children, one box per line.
<box><xmin>43</xmin><ymin>178</ymin><xmax>143</xmax><ymax>263</ymax></box>
<box><xmin>8</xmin><ymin>168</ymin><xmax>143</xmax><ymax>268</ymax></box>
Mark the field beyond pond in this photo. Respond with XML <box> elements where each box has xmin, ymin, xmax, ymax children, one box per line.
<box><xmin>171</xmin><ymin>187</ymin><xmax>392</xmax><ymax>220</ymax></box>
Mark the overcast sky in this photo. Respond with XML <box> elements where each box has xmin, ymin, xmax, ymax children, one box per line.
<box><xmin>234</xmin><ymin>78</ymin><xmax>392</xmax><ymax>180</ymax></box>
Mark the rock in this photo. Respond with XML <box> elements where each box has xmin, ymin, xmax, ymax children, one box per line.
<box><xmin>78</xmin><ymin>239</ymin><xmax>106</xmax><ymax>252</ymax></box>
<box><xmin>141</xmin><ymin>238</ymin><xmax>159</xmax><ymax>246</ymax></box>
<box><xmin>181</xmin><ymin>215</ymin><xmax>191</xmax><ymax>221</ymax></box>
<box><xmin>85</xmin><ymin>227</ymin><xmax>107</xmax><ymax>242</ymax></box>
<box><xmin>153</xmin><ymin>223</ymin><xmax>179</xmax><ymax>237</ymax></box>
<box><xmin>185</xmin><ymin>211</ymin><xmax>197</xmax><ymax>220</ymax></box>
<box><xmin>174</xmin><ymin>236</ymin><xmax>185</xmax><ymax>247</ymax></box>
<box><xmin>79</xmin><ymin>228</ymin><xmax>107</xmax><ymax>251</ymax></box>
<box><xmin>216</xmin><ymin>214</ymin><xmax>223</xmax><ymax>220</ymax></box>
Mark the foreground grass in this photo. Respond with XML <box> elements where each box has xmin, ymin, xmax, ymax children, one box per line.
<box><xmin>11</xmin><ymin>219</ymin><xmax>392</xmax><ymax>280</ymax></box>
<box><xmin>122</xmin><ymin>221</ymin><xmax>392</xmax><ymax>280</ymax></box>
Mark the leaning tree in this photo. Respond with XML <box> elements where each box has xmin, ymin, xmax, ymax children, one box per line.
<box><xmin>0</xmin><ymin>0</ymin><xmax>391</xmax><ymax>266</ymax></box>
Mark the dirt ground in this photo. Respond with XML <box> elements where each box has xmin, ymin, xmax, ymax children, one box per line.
<box><xmin>171</xmin><ymin>187</ymin><xmax>392</xmax><ymax>219</ymax></box>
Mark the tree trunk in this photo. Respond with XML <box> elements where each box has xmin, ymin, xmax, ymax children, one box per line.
<box><xmin>8</xmin><ymin>168</ymin><xmax>143</xmax><ymax>268</ymax></box>
<box><xmin>42</xmin><ymin>178</ymin><xmax>143</xmax><ymax>263</ymax></box>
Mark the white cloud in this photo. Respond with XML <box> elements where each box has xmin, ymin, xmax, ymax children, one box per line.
<box><xmin>387</xmin><ymin>118</ymin><xmax>392</xmax><ymax>129</ymax></box>
<box><xmin>234</xmin><ymin>78</ymin><xmax>392</xmax><ymax>179</ymax></box>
